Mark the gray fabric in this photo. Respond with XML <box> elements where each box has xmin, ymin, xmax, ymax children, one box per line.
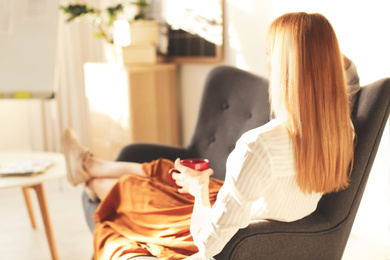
<box><xmin>82</xmin><ymin>66</ymin><xmax>390</xmax><ymax>260</ymax></box>
<box><xmin>186</xmin><ymin>66</ymin><xmax>270</xmax><ymax>180</ymax></box>
<box><xmin>82</xmin><ymin>190</ymin><xmax>99</xmax><ymax>231</ymax></box>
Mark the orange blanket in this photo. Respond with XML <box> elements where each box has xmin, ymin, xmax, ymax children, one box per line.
<box><xmin>93</xmin><ymin>158</ymin><xmax>224</xmax><ymax>260</ymax></box>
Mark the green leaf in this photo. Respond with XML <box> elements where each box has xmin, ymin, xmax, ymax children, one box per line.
<box><xmin>132</xmin><ymin>0</ymin><xmax>148</xmax><ymax>8</ymax></box>
<box><xmin>93</xmin><ymin>31</ymin><xmax>105</xmax><ymax>39</ymax></box>
<box><xmin>59</xmin><ymin>6</ymin><xmax>68</xmax><ymax>12</ymax></box>
<box><xmin>134</xmin><ymin>13</ymin><xmax>146</xmax><ymax>20</ymax></box>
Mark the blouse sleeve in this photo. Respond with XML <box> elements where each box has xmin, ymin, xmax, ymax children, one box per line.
<box><xmin>191</xmin><ymin>133</ymin><xmax>273</xmax><ymax>257</ymax></box>
<box><xmin>345</xmin><ymin>61</ymin><xmax>360</xmax><ymax>110</ymax></box>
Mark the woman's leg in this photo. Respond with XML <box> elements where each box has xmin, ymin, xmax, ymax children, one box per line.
<box><xmin>84</xmin><ymin>157</ymin><xmax>147</xmax><ymax>201</ymax></box>
<box><xmin>63</xmin><ymin>128</ymin><xmax>147</xmax><ymax>185</ymax></box>
<box><xmin>85</xmin><ymin>156</ymin><xmax>146</xmax><ymax>179</ymax></box>
<box><xmin>87</xmin><ymin>178</ymin><xmax>118</xmax><ymax>201</ymax></box>
<box><xmin>83</xmin><ymin>156</ymin><xmax>147</xmax><ymax>201</ymax></box>
<box><xmin>63</xmin><ymin>128</ymin><xmax>148</xmax><ymax>202</ymax></box>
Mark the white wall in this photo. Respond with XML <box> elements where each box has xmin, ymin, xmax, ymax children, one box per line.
<box><xmin>0</xmin><ymin>101</ymin><xmax>33</xmax><ymax>151</ymax></box>
<box><xmin>0</xmin><ymin>99</ymin><xmax>59</xmax><ymax>152</ymax></box>
<box><xmin>0</xmin><ymin>100</ymin><xmax>43</xmax><ymax>151</ymax></box>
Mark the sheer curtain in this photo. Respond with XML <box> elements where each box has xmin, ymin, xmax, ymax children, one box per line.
<box><xmin>53</xmin><ymin>0</ymin><xmax>105</xmax><ymax>149</ymax></box>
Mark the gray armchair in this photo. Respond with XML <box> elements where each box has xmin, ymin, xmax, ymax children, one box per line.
<box><xmin>82</xmin><ymin>66</ymin><xmax>390</xmax><ymax>259</ymax></box>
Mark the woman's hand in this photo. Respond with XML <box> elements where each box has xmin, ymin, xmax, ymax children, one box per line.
<box><xmin>171</xmin><ymin>158</ymin><xmax>214</xmax><ymax>198</ymax></box>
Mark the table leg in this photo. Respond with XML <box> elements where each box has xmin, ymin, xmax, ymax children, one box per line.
<box><xmin>30</xmin><ymin>183</ymin><xmax>59</xmax><ymax>260</ymax></box>
<box><xmin>22</xmin><ymin>187</ymin><xmax>37</xmax><ymax>229</ymax></box>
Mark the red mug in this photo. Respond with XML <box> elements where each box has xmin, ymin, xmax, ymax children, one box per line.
<box><xmin>168</xmin><ymin>158</ymin><xmax>210</xmax><ymax>198</ymax></box>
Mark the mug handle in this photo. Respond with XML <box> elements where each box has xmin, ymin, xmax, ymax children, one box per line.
<box><xmin>168</xmin><ymin>168</ymin><xmax>181</xmax><ymax>188</ymax></box>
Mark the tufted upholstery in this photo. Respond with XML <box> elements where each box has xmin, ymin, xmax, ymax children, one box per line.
<box><xmin>186</xmin><ymin>66</ymin><xmax>270</xmax><ymax>180</ymax></box>
<box><xmin>82</xmin><ymin>66</ymin><xmax>390</xmax><ymax>259</ymax></box>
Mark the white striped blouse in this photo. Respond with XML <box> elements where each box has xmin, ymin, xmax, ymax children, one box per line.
<box><xmin>190</xmin><ymin>62</ymin><xmax>360</xmax><ymax>258</ymax></box>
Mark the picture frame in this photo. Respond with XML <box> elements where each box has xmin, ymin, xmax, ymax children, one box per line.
<box><xmin>158</xmin><ymin>0</ymin><xmax>224</xmax><ymax>64</ymax></box>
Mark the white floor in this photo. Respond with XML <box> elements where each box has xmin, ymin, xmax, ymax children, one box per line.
<box><xmin>0</xmin><ymin>178</ymin><xmax>93</xmax><ymax>260</ymax></box>
<box><xmin>0</xmin><ymin>177</ymin><xmax>389</xmax><ymax>260</ymax></box>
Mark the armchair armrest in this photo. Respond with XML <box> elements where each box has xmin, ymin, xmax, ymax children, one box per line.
<box><xmin>215</xmin><ymin>213</ymin><xmax>338</xmax><ymax>260</ymax></box>
<box><xmin>115</xmin><ymin>143</ymin><xmax>190</xmax><ymax>163</ymax></box>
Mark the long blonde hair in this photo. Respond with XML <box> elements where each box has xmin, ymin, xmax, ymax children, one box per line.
<box><xmin>266</xmin><ymin>12</ymin><xmax>354</xmax><ymax>194</ymax></box>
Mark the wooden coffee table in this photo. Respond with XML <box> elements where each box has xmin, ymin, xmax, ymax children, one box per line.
<box><xmin>0</xmin><ymin>152</ymin><xmax>66</xmax><ymax>260</ymax></box>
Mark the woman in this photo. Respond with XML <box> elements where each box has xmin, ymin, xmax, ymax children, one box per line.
<box><xmin>63</xmin><ymin>12</ymin><xmax>360</xmax><ymax>260</ymax></box>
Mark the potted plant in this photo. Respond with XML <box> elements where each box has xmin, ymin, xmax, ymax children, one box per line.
<box><xmin>60</xmin><ymin>1</ymin><xmax>160</xmax><ymax>65</ymax></box>
<box><xmin>59</xmin><ymin>0</ymin><xmax>151</xmax><ymax>44</ymax></box>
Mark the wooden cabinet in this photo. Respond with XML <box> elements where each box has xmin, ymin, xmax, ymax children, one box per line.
<box><xmin>84</xmin><ymin>63</ymin><xmax>179</xmax><ymax>160</ymax></box>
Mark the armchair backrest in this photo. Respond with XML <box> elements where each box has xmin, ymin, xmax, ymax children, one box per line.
<box><xmin>319</xmin><ymin>78</ymin><xmax>390</xmax><ymax>220</ymax></box>
<box><xmin>313</xmin><ymin>78</ymin><xmax>390</xmax><ymax>254</ymax></box>
<box><xmin>187</xmin><ymin>66</ymin><xmax>270</xmax><ymax>180</ymax></box>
